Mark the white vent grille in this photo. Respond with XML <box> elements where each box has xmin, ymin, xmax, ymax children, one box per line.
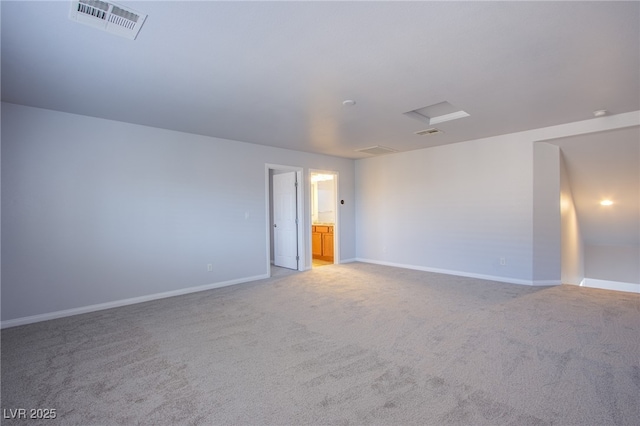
<box><xmin>355</xmin><ymin>146</ymin><xmax>397</xmax><ymax>156</ymax></box>
<box><xmin>415</xmin><ymin>128</ymin><xmax>443</xmax><ymax>136</ymax></box>
<box><xmin>69</xmin><ymin>0</ymin><xmax>147</xmax><ymax>40</ymax></box>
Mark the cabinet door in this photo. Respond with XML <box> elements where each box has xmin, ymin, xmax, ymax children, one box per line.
<box><xmin>322</xmin><ymin>232</ymin><xmax>334</xmax><ymax>257</ymax></box>
<box><xmin>312</xmin><ymin>232</ymin><xmax>323</xmax><ymax>256</ymax></box>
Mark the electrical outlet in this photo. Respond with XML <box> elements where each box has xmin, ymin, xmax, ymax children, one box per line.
<box><xmin>499</xmin><ymin>257</ymin><xmax>506</xmax><ymax>266</ymax></box>
<box><xmin>207</xmin><ymin>263</ymin><xmax>213</xmax><ymax>272</ymax></box>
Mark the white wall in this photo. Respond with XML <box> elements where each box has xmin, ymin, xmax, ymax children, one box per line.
<box><xmin>1</xmin><ymin>103</ymin><xmax>355</xmax><ymax>324</ymax></box>
<box><xmin>559</xmin><ymin>152</ymin><xmax>584</xmax><ymax>285</ymax></box>
<box><xmin>355</xmin><ymin>112</ymin><xmax>640</xmax><ymax>285</ymax></box>
<box><xmin>355</xmin><ymin>134</ymin><xmax>534</xmax><ymax>284</ymax></box>
<box><xmin>3</xmin><ymin>104</ymin><xmax>638</xmax><ymax>324</ymax></box>
<box><xmin>533</xmin><ymin>143</ymin><xmax>561</xmax><ymax>284</ymax></box>
<box><xmin>584</xmin><ymin>244</ymin><xmax>639</xmax><ymax>284</ymax></box>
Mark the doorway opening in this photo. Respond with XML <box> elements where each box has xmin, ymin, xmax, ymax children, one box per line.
<box><xmin>310</xmin><ymin>171</ymin><xmax>338</xmax><ymax>268</ymax></box>
<box><xmin>266</xmin><ymin>165</ymin><xmax>304</xmax><ymax>276</ymax></box>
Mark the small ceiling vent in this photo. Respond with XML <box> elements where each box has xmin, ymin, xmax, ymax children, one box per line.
<box><xmin>415</xmin><ymin>128</ymin><xmax>443</xmax><ymax>136</ymax></box>
<box><xmin>355</xmin><ymin>146</ymin><xmax>397</xmax><ymax>156</ymax></box>
<box><xmin>69</xmin><ymin>0</ymin><xmax>147</xmax><ymax>40</ymax></box>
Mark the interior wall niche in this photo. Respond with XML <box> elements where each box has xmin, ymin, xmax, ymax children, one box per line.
<box><xmin>543</xmin><ymin>126</ymin><xmax>640</xmax><ymax>291</ymax></box>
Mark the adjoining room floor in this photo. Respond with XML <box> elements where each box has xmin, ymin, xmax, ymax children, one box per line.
<box><xmin>312</xmin><ymin>258</ymin><xmax>333</xmax><ymax>267</ymax></box>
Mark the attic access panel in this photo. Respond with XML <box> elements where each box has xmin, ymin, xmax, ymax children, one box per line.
<box><xmin>355</xmin><ymin>146</ymin><xmax>398</xmax><ymax>156</ymax></box>
<box><xmin>69</xmin><ymin>0</ymin><xmax>147</xmax><ymax>40</ymax></box>
<box><xmin>404</xmin><ymin>101</ymin><xmax>469</xmax><ymax>126</ymax></box>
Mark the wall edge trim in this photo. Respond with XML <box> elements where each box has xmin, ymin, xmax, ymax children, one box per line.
<box><xmin>531</xmin><ymin>279</ymin><xmax>562</xmax><ymax>286</ymax></box>
<box><xmin>1</xmin><ymin>274</ymin><xmax>269</xmax><ymax>329</ymax></box>
<box><xmin>354</xmin><ymin>258</ymin><xmax>544</xmax><ymax>286</ymax></box>
<box><xmin>580</xmin><ymin>278</ymin><xmax>640</xmax><ymax>294</ymax></box>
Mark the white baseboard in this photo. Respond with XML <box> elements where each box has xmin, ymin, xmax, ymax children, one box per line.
<box><xmin>531</xmin><ymin>279</ymin><xmax>563</xmax><ymax>286</ymax></box>
<box><xmin>354</xmin><ymin>258</ymin><xmax>557</xmax><ymax>286</ymax></box>
<box><xmin>580</xmin><ymin>278</ymin><xmax>640</xmax><ymax>293</ymax></box>
<box><xmin>339</xmin><ymin>258</ymin><xmax>358</xmax><ymax>264</ymax></box>
<box><xmin>1</xmin><ymin>274</ymin><xmax>269</xmax><ymax>329</ymax></box>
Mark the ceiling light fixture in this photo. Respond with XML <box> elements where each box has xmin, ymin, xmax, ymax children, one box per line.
<box><xmin>342</xmin><ymin>100</ymin><xmax>356</xmax><ymax>106</ymax></box>
<box><xmin>600</xmin><ymin>199</ymin><xmax>614</xmax><ymax>206</ymax></box>
<box><xmin>593</xmin><ymin>109</ymin><xmax>608</xmax><ymax>117</ymax></box>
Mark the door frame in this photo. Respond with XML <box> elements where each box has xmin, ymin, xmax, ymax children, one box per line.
<box><xmin>309</xmin><ymin>169</ymin><xmax>339</xmax><ymax>266</ymax></box>
<box><xmin>265</xmin><ymin>164</ymin><xmax>305</xmax><ymax>274</ymax></box>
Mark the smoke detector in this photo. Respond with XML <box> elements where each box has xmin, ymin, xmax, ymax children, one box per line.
<box><xmin>69</xmin><ymin>0</ymin><xmax>147</xmax><ymax>40</ymax></box>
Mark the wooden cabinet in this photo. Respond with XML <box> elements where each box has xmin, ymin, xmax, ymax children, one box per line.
<box><xmin>322</xmin><ymin>232</ymin><xmax>334</xmax><ymax>258</ymax></box>
<box><xmin>312</xmin><ymin>231</ymin><xmax>323</xmax><ymax>257</ymax></box>
<box><xmin>312</xmin><ymin>225</ymin><xmax>333</xmax><ymax>261</ymax></box>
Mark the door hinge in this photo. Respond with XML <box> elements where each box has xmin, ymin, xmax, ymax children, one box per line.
<box><xmin>296</xmin><ymin>255</ymin><xmax>300</xmax><ymax>261</ymax></box>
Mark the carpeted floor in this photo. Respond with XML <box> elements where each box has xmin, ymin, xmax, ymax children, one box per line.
<box><xmin>2</xmin><ymin>262</ymin><xmax>639</xmax><ymax>425</ymax></box>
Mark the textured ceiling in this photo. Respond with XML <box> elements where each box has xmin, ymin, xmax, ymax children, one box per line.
<box><xmin>2</xmin><ymin>1</ymin><xmax>639</xmax><ymax>159</ymax></box>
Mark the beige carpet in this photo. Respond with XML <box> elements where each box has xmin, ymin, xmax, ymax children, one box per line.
<box><xmin>2</xmin><ymin>263</ymin><xmax>639</xmax><ymax>425</ymax></box>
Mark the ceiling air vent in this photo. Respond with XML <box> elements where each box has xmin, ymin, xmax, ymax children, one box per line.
<box><xmin>415</xmin><ymin>128</ymin><xmax>443</xmax><ymax>136</ymax></box>
<box><xmin>355</xmin><ymin>146</ymin><xmax>397</xmax><ymax>156</ymax></box>
<box><xmin>69</xmin><ymin>0</ymin><xmax>147</xmax><ymax>40</ymax></box>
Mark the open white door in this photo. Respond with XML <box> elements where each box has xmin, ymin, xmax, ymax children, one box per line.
<box><xmin>273</xmin><ymin>172</ymin><xmax>298</xmax><ymax>269</ymax></box>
